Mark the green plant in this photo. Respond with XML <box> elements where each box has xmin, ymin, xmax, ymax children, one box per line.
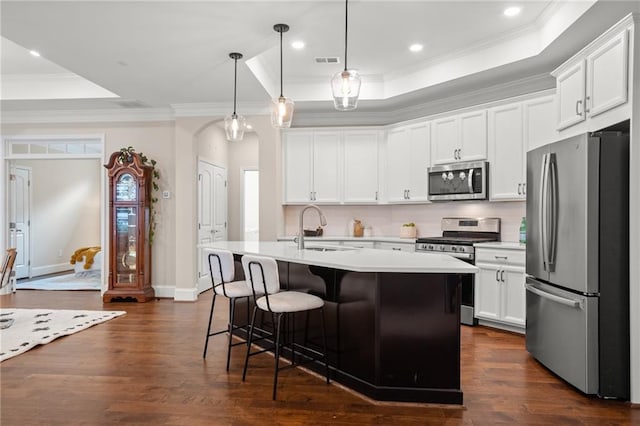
<box><xmin>402</xmin><ymin>222</ymin><xmax>416</xmax><ymax>227</ymax></box>
<box><xmin>118</xmin><ymin>146</ymin><xmax>160</xmax><ymax>244</ymax></box>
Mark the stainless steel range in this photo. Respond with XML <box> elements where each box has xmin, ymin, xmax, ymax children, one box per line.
<box><xmin>415</xmin><ymin>217</ymin><xmax>501</xmax><ymax>325</ymax></box>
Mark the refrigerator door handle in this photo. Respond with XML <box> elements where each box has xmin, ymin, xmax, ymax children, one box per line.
<box><xmin>548</xmin><ymin>153</ymin><xmax>558</xmax><ymax>269</ymax></box>
<box><xmin>539</xmin><ymin>153</ymin><xmax>550</xmax><ymax>270</ymax></box>
<box><xmin>525</xmin><ymin>283</ymin><xmax>581</xmax><ymax>308</ymax></box>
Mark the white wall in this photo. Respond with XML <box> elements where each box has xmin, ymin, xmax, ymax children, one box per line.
<box><xmin>15</xmin><ymin>158</ymin><xmax>100</xmax><ymax>276</ymax></box>
<box><xmin>285</xmin><ymin>201</ymin><xmax>526</xmax><ymax>242</ymax></box>
<box><xmin>2</xmin><ymin>122</ymin><xmax>177</xmax><ymax>291</ymax></box>
<box><xmin>227</xmin><ymin>133</ymin><xmax>259</xmax><ymax>240</ymax></box>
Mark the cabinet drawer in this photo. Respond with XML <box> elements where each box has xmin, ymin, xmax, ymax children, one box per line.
<box><xmin>476</xmin><ymin>248</ymin><xmax>525</xmax><ymax>266</ymax></box>
<box><xmin>341</xmin><ymin>241</ymin><xmax>375</xmax><ymax>249</ymax></box>
<box><xmin>375</xmin><ymin>242</ymin><xmax>415</xmax><ymax>252</ymax></box>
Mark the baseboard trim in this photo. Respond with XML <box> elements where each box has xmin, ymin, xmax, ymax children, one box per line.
<box><xmin>152</xmin><ymin>285</ymin><xmax>176</xmax><ymax>299</ymax></box>
<box><xmin>31</xmin><ymin>263</ymin><xmax>73</xmax><ymax>278</ymax></box>
<box><xmin>174</xmin><ymin>286</ymin><xmax>198</xmax><ymax>302</ymax></box>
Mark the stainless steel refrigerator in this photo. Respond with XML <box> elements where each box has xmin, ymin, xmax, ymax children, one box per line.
<box><xmin>525</xmin><ymin>130</ymin><xmax>629</xmax><ymax>400</ymax></box>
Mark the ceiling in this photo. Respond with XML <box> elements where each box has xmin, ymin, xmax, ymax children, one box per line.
<box><xmin>1</xmin><ymin>1</ymin><xmax>638</xmax><ymax>125</ymax></box>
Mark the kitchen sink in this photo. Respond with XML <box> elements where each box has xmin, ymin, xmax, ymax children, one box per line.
<box><xmin>303</xmin><ymin>245</ymin><xmax>357</xmax><ymax>252</ymax></box>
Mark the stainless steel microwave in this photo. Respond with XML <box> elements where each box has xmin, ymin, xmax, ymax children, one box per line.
<box><xmin>428</xmin><ymin>161</ymin><xmax>488</xmax><ymax>201</ymax></box>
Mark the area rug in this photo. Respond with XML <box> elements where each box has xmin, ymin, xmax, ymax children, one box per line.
<box><xmin>16</xmin><ymin>272</ymin><xmax>102</xmax><ymax>291</ymax></box>
<box><xmin>0</xmin><ymin>308</ymin><xmax>125</xmax><ymax>362</ymax></box>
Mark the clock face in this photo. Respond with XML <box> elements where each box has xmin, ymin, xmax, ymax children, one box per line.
<box><xmin>115</xmin><ymin>173</ymin><xmax>137</xmax><ymax>201</ymax></box>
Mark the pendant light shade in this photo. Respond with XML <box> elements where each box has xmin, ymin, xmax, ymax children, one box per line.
<box><xmin>271</xmin><ymin>23</ymin><xmax>295</xmax><ymax>128</ymax></box>
<box><xmin>332</xmin><ymin>0</ymin><xmax>361</xmax><ymax>111</ymax></box>
<box><xmin>225</xmin><ymin>52</ymin><xmax>246</xmax><ymax>141</ymax></box>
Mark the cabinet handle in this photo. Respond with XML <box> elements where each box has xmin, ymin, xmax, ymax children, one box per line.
<box><xmin>523</xmin><ymin>183</ymin><xmax>526</xmax><ymax>195</ymax></box>
<box><xmin>406</xmin><ymin>189</ymin><xmax>410</xmax><ymax>199</ymax></box>
<box><xmin>585</xmin><ymin>96</ymin><xmax>590</xmax><ymax>113</ymax></box>
<box><xmin>517</xmin><ymin>183</ymin><xmax>522</xmax><ymax>195</ymax></box>
<box><xmin>575</xmin><ymin>100</ymin><xmax>583</xmax><ymax>116</ymax></box>
<box><xmin>375</xmin><ymin>191</ymin><xmax>378</xmax><ymax>201</ymax></box>
<box><xmin>496</xmin><ymin>270</ymin><xmax>500</xmax><ymax>282</ymax></box>
<box><xmin>494</xmin><ymin>255</ymin><xmax>508</xmax><ymax>260</ymax></box>
<box><xmin>458</xmin><ymin>149</ymin><xmax>462</xmax><ymax>160</ymax></box>
<box><xmin>392</xmin><ymin>247</ymin><xmax>402</xmax><ymax>251</ymax></box>
<box><xmin>501</xmin><ymin>270</ymin><xmax>505</xmax><ymax>282</ymax></box>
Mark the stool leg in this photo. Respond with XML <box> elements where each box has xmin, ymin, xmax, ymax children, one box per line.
<box><xmin>203</xmin><ymin>292</ymin><xmax>217</xmax><ymax>358</ymax></box>
<box><xmin>226</xmin><ymin>297</ymin><xmax>236</xmax><ymax>371</ymax></box>
<box><xmin>242</xmin><ymin>305</ymin><xmax>259</xmax><ymax>382</ymax></box>
<box><xmin>320</xmin><ymin>307</ymin><xmax>330</xmax><ymax>384</ymax></box>
<box><xmin>273</xmin><ymin>313</ymin><xmax>284</xmax><ymax>400</ymax></box>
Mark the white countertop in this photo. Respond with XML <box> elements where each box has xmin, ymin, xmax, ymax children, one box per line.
<box><xmin>277</xmin><ymin>236</ymin><xmax>416</xmax><ymax>244</ymax></box>
<box><xmin>201</xmin><ymin>241</ymin><xmax>477</xmax><ymax>274</ymax></box>
<box><xmin>474</xmin><ymin>241</ymin><xmax>526</xmax><ymax>250</ymax></box>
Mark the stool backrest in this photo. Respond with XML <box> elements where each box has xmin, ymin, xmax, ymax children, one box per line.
<box><xmin>205</xmin><ymin>248</ymin><xmax>235</xmax><ymax>284</ymax></box>
<box><xmin>0</xmin><ymin>248</ymin><xmax>17</xmax><ymax>290</ymax></box>
<box><xmin>241</xmin><ymin>255</ymin><xmax>280</xmax><ymax>296</ymax></box>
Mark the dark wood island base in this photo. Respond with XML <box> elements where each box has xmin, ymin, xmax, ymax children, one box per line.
<box><xmin>233</xmin><ymin>258</ymin><xmax>465</xmax><ymax>405</ymax></box>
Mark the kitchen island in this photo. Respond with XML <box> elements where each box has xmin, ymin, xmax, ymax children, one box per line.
<box><xmin>200</xmin><ymin>241</ymin><xmax>477</xmax><ymax>404</ymax></box>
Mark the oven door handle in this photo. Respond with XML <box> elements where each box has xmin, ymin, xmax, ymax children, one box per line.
<box><xmin>468</xmin><ymin>168</ymin><xmax>474</xmax><ymax>193</ymax></box>
<box><xmin>449</xmin><ymin>252</ymin><xmax>474</xmax><ymax>261</ymax></box>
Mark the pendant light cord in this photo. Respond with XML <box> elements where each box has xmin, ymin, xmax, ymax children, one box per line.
<box><xmin>233</xmin><ymin>57</ymin><xmax>238</xmax><ymax>115</ymax></box>
<box><xmin>344</xmin><ymin>0</ymin><xmax>349</xmax><ymax>71</ymax></box>
<box><xmin>279</xmin><ymin>28</ymin><xmax>284</xmax><ymax>97</ymax></box>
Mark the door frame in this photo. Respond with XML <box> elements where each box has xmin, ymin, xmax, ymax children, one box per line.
<box><xmin>9</xmin><ymin>165</ymin><xmax>32</xmax><ymax>279</ymax></box>
<box><xmin>1</xmin><ymin>134</ymin><xmax>106</xmax><ymax>291</ymax></box>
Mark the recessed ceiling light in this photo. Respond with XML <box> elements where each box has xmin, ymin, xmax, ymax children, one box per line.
<box><xmin>409</xmin><ymin>44</ymin><xmax>423</xmax><ymax>52</ymax></box>
<box><xmin>246</xmin><ymin>124</ymin><xmax>253</xmax><ymax>130</ymax></box>
<box><xmin>291</xmin><ymin>40</ymin><xmax>305</xmax><ymax>50</ymax></box>
<box><xmin>504</xmin><ymin>6</ymin><xmax>521</xmax><ymax>17</ymax></box>
<box><xmin>29</xmin><ymin>50</ymin><xmax>41</xmax><ymax>57</ymax></box>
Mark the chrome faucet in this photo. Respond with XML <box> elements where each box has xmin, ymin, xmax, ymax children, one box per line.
<box><xmin>297</xmin><ymin>204</ymin><xmax>327</xmax><ymax>250</ymax></box>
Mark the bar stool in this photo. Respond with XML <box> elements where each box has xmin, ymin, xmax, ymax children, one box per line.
<box><xmin>241</xmin><ymin>254</ymin><xmax>330</xmax><ymax>400</ymax></box>
<box><xmin>203</xmin><ymin>248</ymin><xmax>260</xmax><ymax>371</ymax></box>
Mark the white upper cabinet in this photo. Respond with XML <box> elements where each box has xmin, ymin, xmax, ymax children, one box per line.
<box><xmin>552</xmin><ymin>17</ymin><xmax>631</xmax><ymax>132</ymax></box>
<box><xmin>282</xmin><ymin>131</ymin><xmax>341</xmax><ymax>204</ymax></box>
<box><xmin>311</xmin><ymin>131</ymin><xmax>342</xmax><ymax>203</ymax></box>
<box><xmin>488</xmin><ymin>103</ymin><xmax>525</xmax><ymax>201</ymax></box>
<box><xmin>431</xmin><ymin>110</ymin><xmax>487</xmax><ymax>165</ymax></box>
<box><xmin>283</xmin><ymin>132</ymin><xmax>313</xmax><ymax>204</ymax></box>
<box><xmin>386</xmin><ymin>121</ymin><xmax>430</xmax><ymax>203</ymax></box>
<box><xmin>523</xmin><ymin>95</ymin><xmax>557</xmax><ymax>152</ymax></box>
<box><xmin>343</xmin><ymin>130</ymin><xmax>381</xmax><ymax>203</ymax></box>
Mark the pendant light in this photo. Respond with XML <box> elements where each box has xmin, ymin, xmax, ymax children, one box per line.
<box><xmin>331</xmin><ymin>0</ymin><xmax>361</xmax><ymax>111</ymax></box>
<box><xmin>224</xmin><ymin>52</ymin><xmax>246</xmax><ymax>142</ymax></box>
<box><xmin>270</xmin><ymin>23</ymin><xmax>295</xmax><ymax>128</ymax></box>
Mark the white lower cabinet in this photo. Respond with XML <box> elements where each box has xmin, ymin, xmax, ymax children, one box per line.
<box><xmin>475</xmin><ymin>246</ymin><xmax>526</xmax><ymax>331</ymax></box>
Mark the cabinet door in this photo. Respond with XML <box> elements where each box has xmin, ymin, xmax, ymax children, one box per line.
<box><xmin>312</xmin><ymin>131</ymin><xmax>342</xmax><ymax>203</ymax></box>
<box><xmin>524</xmin><ymin>96</ymin><xmax>557</xmax><ymax>152</ymax></box>
<box><xmin>431</xmin><ymin>116</ymin><xmax>458</xmax><ymax>165</ymax></box>
<box><xmin>459</xmin><ymin>110</ymin><xmax>487</xmax><ymax>162</ymax></box>
<box><xmin>407</xmin><ymin>122</ymin><xmax>430</xmax><ymax>201</ymax></box>
<box><xmin>385</xmin><ymin>127</ymin><xmax>411</xmax><ymax>202</ymax></box>
<box><xmin>375</xmin><ymin>242</ymin><xmax>415</xmax><ymax>252</ymax></box>
<box><xmin>343</xmin><ymin>131</ymin><xmax>380</xmax><ymax>203</ymax></box>
<box><xmin>556</xmin><ymin>60</ymin><xmax>586</xmax><ymax>130</ymax></box>
<box><xmin>488</xmin><ymin>103</ymin><xmax>524</xmax><ymax>200</ymax></box>
<box><xmin>475</xmin><ymin>264</ymin><xmax>501</xmax><ymax>321</ymax></box>
<box><xmin>501</xmin><ymin>266</ymin><xmax>526</xmax><ymax>327</ymax></box>
<box><xmin>586</xmin><ymin>29</ymin><xmax>628</xmax><ymax>118</ymax></box>
<box><xmin>283</xmin><ymin>132</ymin><xmax>313</xmax><ymax>203</ymax></box>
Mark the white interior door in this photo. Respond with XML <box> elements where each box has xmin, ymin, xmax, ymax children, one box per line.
<box><xmin>9</xmin><ymin>166</ymin><xmax>30</xmax><ymax>279</ymax></box>
<box><xmin>197</xmin><ymin>160</ymin><xmax>227</xmax><ymax>292</ymax></box>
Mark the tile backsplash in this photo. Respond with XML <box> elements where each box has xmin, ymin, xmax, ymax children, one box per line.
<box><xmin>284</xmin><ymin>201</ymin><xmax>526</xmax><ymax>242</ymax></box>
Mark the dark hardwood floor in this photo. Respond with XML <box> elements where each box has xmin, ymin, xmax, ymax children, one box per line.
<box><xmin>1</xmin><ymin>290</ymin><xmax>637</xmax><ymax>425</ymax></box>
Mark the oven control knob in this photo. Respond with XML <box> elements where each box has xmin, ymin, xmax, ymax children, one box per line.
<box><xmin>451</xmin><ymin>246</ymin><xmax>457</xmax><ymax>252</ymax></box>
<box><xmin>459</xmin><ymin>171</ymin><xmax>466</xmax><ymax>180</ymax></box>
<box><xmin>427</xmin><ymin>244</ymin><xmax>434</xmax><ymax>250</ymax></box>
<box><xmin>442</xmin><ymin>172</ymin><xmax>447</xmax><ymax>181</ymax></box>
<box><xmin>447</xmin><ymin>172</ymin><xmax>454</xmax><ymax>181</ymax></box>
<box><xmin>439</xmin><ymin>245</ymin><xmax>445</xmax><ymax>251</ymax></box>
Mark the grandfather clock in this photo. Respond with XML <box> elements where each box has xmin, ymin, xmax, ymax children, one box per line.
<box><xmin>104</xmin><ymin>151</ymin><xmax>154</xmax><ymax>302</ymax></box>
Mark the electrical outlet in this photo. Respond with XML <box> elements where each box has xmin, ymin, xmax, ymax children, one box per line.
<box><xmin>162</xmin><ymin>190</ymin><xmax>170</xmax><ymax>199</ymax></box>
<box><xmin>58</xmin><ymin>249</ymin><xmax>63</xmax><ymax>257</ymax></box>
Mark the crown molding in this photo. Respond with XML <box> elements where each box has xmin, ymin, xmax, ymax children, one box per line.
<box><xmin>0</xmin><ymin>107</ymin><xmax>175</xmax><ymax>125</ymax></box>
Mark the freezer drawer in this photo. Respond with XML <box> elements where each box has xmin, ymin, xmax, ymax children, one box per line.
<box><xmin>525</xmin><ymin>278</ymin><xmax>598</xmax><ymax>394</ymax></box>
